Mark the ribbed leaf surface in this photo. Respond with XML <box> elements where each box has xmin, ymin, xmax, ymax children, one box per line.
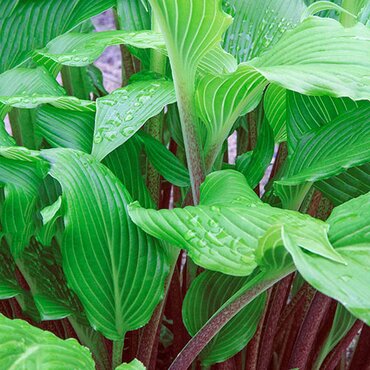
<box><xmin>139</xmin><ymin>132</ymin><xmax>190</xmax><ymax>187</ymax></box>
<box><xmin>223</xmin><ymin>0</ymin><xmax>306</xmax><ymax>62</ymax></box>
<box><xmin>183</xmin><ymin>271</ymin><xmax>266</xmax><ymax>365</ymax></box>
<box><xmin>35</xmin><ymin>31</ymin><xmax>165</xmax><ymax>67</ymax></box>
<box><xmin>276</xmin><ymin>105</ymin><xmax>370</xmax><ymax>207</ymax></box>
<box><xmin>129</xmin><ymin>170</ymin><xmax>342</xmax><ymax>276</ymax></box>
<box><xmin>0</xmin><ymin>67</ymin><xmax>95</xmax><ymax>113</ymax></box>
<box><xmin>196</xmin><ymin>64</ymin><xmax>267</xmax><ymax>156</ymax></box>
<box><xmin>36</xmin><ymin>106</ymin><xmax>95</xmax><ymax>153</ymax></box>
<box><xmin>250</xmin><ymin>17</ymin><xmax>370</xmax><ymax>100</ymax></box>
<box><xmin>0</xmin><ymin>151</ymin><xmax>47</xmax><ymax>257</ymax></box>
<box><xmin>92</xmin><ymin>79</ymin><xmax>176</xmax><ymax>161</ymax></box>
<box><xmin>0</xmin><ymin>314</ymin><xmax>95</xmax><ymax>369</ymax></box>
<box><xmin>149</xmin><ymin>0</ymin><xmax>232</xmax><ymax>81</ymax></box>
<box><xmin>264</xmin><ymin>84</ymin><xmax>287</xmax><ymax>142</ymax></box>
<box><xmin>41</xmin><ymin>148</ymin><xmax>169</xmax><ymax>339</ymax></box>
<box><xmin>284</xmin><ymin>192</ymin><xmax>370</xmax><ymax>325</ymax></box>
<box><xmin>0</xmin><ymin>0</ymin><xmax>115</xmax><ymax>72</ymax></box>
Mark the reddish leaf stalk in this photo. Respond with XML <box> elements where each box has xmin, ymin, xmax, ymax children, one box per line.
<box><xmin>321</xmin><ymin>320</ymin><xmax>363</xmax><ymax>370</ymax></box>
<box><xmin>256</xmin><ymin>274</ymin><xmax>293</xmax><ymax>370</ymax></box>
<box><xmin>349</xmin><ymin>325</ymin><xmax>370</xmax><ymax>370</ymax></box>
<box><xmin>288</xmin><ymin>292</ymin><xmax>332</xmax><ymax>370</ymax></box>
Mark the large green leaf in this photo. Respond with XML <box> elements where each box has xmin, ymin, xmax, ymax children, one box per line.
<box><xmin>149</xmin><ymin>0</ymin><xmax>232</xmax><ymax>82</ymax></box>
<box><xmin>264</xmin><ymin>84</ymin><xmax>287</xmax><ymax>142</ymax></box>
<box><xmin>223</xmin><ymin>0</ymin><xmax>307</xmax><ymax>62</ymax></box>
<box><xmin>283</xmin><ymin>192</ymin><xmax>370</xmax><ymax>325</ymax></box>
<box><xmin>249</xmin><ymin>17</ymin><xmax>370</xmax><ymax>100</ymax></box>
<box><xmin>0</xmin><ymin>0</ymin><xmax>115</xmax><ymax>73</ymax></box>
<box><xmin>34</xmin><ymin>31</ymin><xmax>165</xmax><ymax>67</ymax></box>
<box><xmin>129</xmin><ymin>170</ymin><xmax>343</xmax><ymax>276</ymax></box>
<box><xmin>275</xmin><ymin>105</ymin><xmax>370</xmax><ymax>208</ymax></box>
<box><xmin>286</xmin><ymin>91</ymin><xmax>360</xmax><ymax>152</ymax></box>
<box><xmin>196</xmin><ymin>64</ymin><xmax>267</xmax><ymax>163</ymax></box>
<box><xmin>183</xmin><ymin>271</ymin><xmax>266</xmax><ymax>365</ymax></box>
<box><xmin>0</xmin><ymin>149</ymin><xmax>47</xmax><ymax>257</ymax></box>
<box><xmin>0</xmin><ymin>314</ymin><xmax>95</xmax><ymax>369</ymax></box>
<box><xmin>0</xmin><ymin>67</ymin><xmax>95</xmax><ymax>113</ymax></box>
<box><xmin>92</xmin><ymin>79</ymin><xmax>176</xmax><ymax>161</ymax></box>
<box><xmin>41</xmin><ymin>148</ymin><xmax>169</xmax><ymax>339</ymax></box>
<box><xmin>36</xmin><ymin>106</ymin><xmax>95</xmax><ymax>153</ymax></box>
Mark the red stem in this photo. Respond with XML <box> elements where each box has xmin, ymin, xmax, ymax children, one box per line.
<box><xmin>256</xmin><ymin>274</ymin><xmax>293</xmax><ymax>370</ymax></box>
<box><xmin>288</xmin><ymin>292</ymin><xmax>332</xmax><ymax>370</ymax></box>
<box><xmin>321</xmin><ymin>321</ymin><xmax>363</xmax><ymax>370</ymax></box>
<box><xmin>349</xmin><ymin>325</ymin><xmax>370</xmax><ymax>370</ymax></box>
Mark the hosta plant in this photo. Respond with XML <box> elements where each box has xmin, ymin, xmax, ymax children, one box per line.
<box><xmin>0</xmin><ymin>0</ymin><xmax>369</xmax><ymax>369</ymax></box>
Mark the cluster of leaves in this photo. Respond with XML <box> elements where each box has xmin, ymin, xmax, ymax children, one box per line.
<box><xmin>0</xmin><ymin>0</ymin><xmax>369</xmax><ymax>369</ymax></box>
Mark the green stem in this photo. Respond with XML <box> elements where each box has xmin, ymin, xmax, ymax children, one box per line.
<box><xmin>340</xmin><ymin>0</ymin><xmax>359</xmax><ymax>27</ymax></box>
<box><xmin>112</xmin><ymin>338</ymin><xmax>125</xmax><ymax>369</ymax></box>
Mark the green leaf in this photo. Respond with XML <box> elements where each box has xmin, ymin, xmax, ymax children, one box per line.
<box><xmin>0</xmin><ymin>0</ymin><xmax>115</xmax><ymax>73</ymax></box>
<box><xmin>116</xmin><ymin>358</ymin><xmax>146</xmax><ymax>370</ymax></box>
<box><xmin>103</xmin><ymin>138</ymin><xmax>155</xmax><ymax>209</ymax></box>
<box><xmin>284</xmin><ymin>192</ymin><xmax>370</xmax><ymax>325</ymax></box>
<box><xmin>139</xmin><ymin>132</ymin><xmax>190</xmax><ymax>187</ymax></box>
<box><xmin>0</xmin><ymin>239</ymin><xmax>22</xmax><ymax>299</ymax></box>
<box><xmin>301</xmin><ymin>1</ymin><xmax>357</xmax><ymax>21</ymax></box>
<box><xmin>149</xmin><ymin>0</ymin><xmax>232</xmax><ymax>82</ymax></box>
<box><xmin>183</xmin><ymin>270</ymin><xmax>266</xmax><ymax>365</ymax></box>
<box><xmin>236</xmin><ymin>118</ymin><xmax>274</xmax><ymax>188</ymax></box>
<box><xmin>275</xmin><ymin>105</ymin><xmax>370</xmax><ymax>208</ymax></box>
<box><xmin>196</xmin><ymin>64</ymin><xmax>268</xmax><ymax>162</ymax></box>
<box><xmin>0</xmin><ymin>67</ymin><xmax>95</xmax><ymax>113</ymax></box>
<box><xmin>0</xmin><ymin>150</ymin><xmax>47</xmax><ymax>257</ymax></box>
<box><xmin>249</xmin><ymin>17</ymin><xmax>370</xmax><ymax>100</ymax></box>
<box><xmin>41</xmin><ymin>148</ymin><xmax>169</xmax><ymax>339</ymax></box>
<box><xmin>286</xmin><ymin>91</ymin><xmax>360</xmax><ymax>152</ymax></box>
<box><xmin>128</xmin><ymin>170</ymin><xmax>343</xmax><ymax>276</ymax></box>
<box><xmin>0</xmin><ymin>314</ymin><xmax>95</xmax><ymax>369</ymax></box>
<box><xmin>92</xmin><ymin>79</ymin><xmax>176</xmax><ymax>161</ymax></box>
<box><xmin>35</xmin><ymin>31</ymin><xmax>165</xmax><ymax>67</ymax></box>
<box><xmin>223</xmin><ymin>0</ymin><xmax>307</xmax><ymax>62</ymax></box>
<box><xmin>264</xmin><ymin>84</ymin><xmax>287</xmax><ymax>143</ymax></box>
<box><xmin>36</xmin><ymin>105</ymin><xmax>95</xmax><ymax>153</ymax></box>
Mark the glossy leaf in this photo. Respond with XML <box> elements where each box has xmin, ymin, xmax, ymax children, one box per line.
<box><xmin>41</xmin><ymin>148</ymin><xmax>169</xmax><ymax>339</ymax></box>
<box><xmin>36</xmin><ymin>105</ymin><xmax>95</xmax><ymax>153</ymax></box>
<box><xmin>223</xmin><ymin>0</ymin><xmax>307</xmax><ymax>62</ymax></box>
<box><xmin>139</xmin><ymin>132</ymin><xmax>190</xmax><ymax>187</ymax></box>
<box><xmin>249</xmin><ymin>17</ymin><xmax>370</xmax><ymax>100</ymax></box>
<box><xmin>35</xmin><ymin>31</ymin><xmax>165</xmax><ymax>67</ymax></box>
<box><xmin>129</xmin><ymin>170</ymin><xmax>343</xmax><ymax>276</ymax></box>
<box><xmin>0</xmin><ymin>314</ymin><xmax>95</xmax><ymax>369</ymax></box>
<box><xmin>284</xmin><ymin>192</ymin><xmax>370</xmax><ymax>324</ymax></box>
<box><xmin>196</xmin><ymin>64</ymin><xmax>267</xmax><ymax>160</ymax></box>
<box><xmin>0</xmin><ymin>149</ymin><xmax>47</xmax><ymax>257</ymax></box>
<box><xmin>264</xmin><ymin>84</ymin><xmax>287</xmax><ymax>142</ymax></box>
<box><xmin>0</xmin><ymin>0</ymin><xmax>115</xmax><ymax>73</ymax></box>
<box><xmin>183</xmin><ymin>271</ymin><xmax>266</xmax><ymax>365</ymax></box>
<box><xmin>92</xmin><ymin>79</ymin><xmax>176</xmax><ymax>161</ymax></box>
<box><xmin>275</xmin><ymin>105</ymin><xmax>370</xmax><ymax>208</ymax></box>
<box><xmin>0</xmin><ymin>67</ymin><xmax>95</xmax><ymax>113</ymax></box>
